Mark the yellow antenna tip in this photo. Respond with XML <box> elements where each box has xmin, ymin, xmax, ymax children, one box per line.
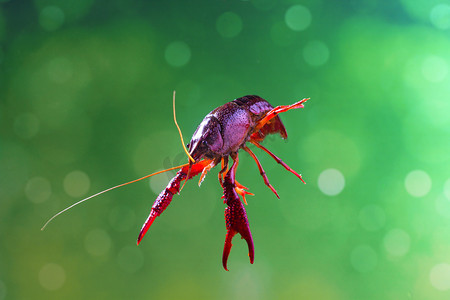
<box><xmin>173</xmin><ymin>91</ymin><xmax>195</xmax><ymax>163</ymax></box>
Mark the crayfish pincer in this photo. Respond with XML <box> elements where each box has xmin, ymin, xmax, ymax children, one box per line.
<box><xmin>41</xmin><ymin>94</ymin><xmax>308</xmax><ymax>271</ymax></box>
<box><xmin>137</xmin><ymin>95</ymin><xmax>309</xmax><ymax>270</ymax></box>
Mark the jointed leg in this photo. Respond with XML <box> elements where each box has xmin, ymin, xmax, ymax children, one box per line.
<box><xmin>199</xmin><ymin>158</ymin><xmax>220</xmax><ymax>186</ymax></box>
<box><xmin>242</xmin><ymin>146</ymin><xmax>280</xmax><ymax>199</ymax></box>
<box><xmin>218</xmin><ymin>157</ymin><xmax>229</xmax><ymax>187</ymax></box>
<box><xmin>250</xmin><ymin>140</ymin><xmax>305</xmax><ymax>184</ymax></box>
<box><xmin>219</xmin><ymin>156</ymin><xmax>253</xmax><ymax>204</ymax></box>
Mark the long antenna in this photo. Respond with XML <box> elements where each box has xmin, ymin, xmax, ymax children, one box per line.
<box><xmin>173</xmin><ymin>90</ymin><xmax>195</xmax><ymax>163</ymax></box>
<box><xmin>41</xmin><ymin>162</ymin><xmax>189</xmax><ymax>231</ymax></box>
<box><xmin>42</xmin><ymin>91</ymin><xmax>196</xmax><ymax>231</ymax></box>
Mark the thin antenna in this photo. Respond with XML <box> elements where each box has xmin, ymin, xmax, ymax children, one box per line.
<box><xmin>173</xmin><ymin>90</ymin><xmax>195</xmax><ymax>163</ymax></box>
<box><xmin>41</xmin><ymin>162</ymin><xmax>189</xmax><ymax>231</ymax></box>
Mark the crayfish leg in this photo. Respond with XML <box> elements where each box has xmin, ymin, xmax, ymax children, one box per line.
<box><xmin>242</xmin><ymin>145</ymin><xmax>279</xmax><ymax>199</ymax></box>
<box><xmin>198</xmin><ymin>158</ymin><xmax>220</xmax><ymax>187</ymax></box>
<box><xmin>218</xmin><ymin>157</ymin><xmax>228</xmax><ymax>187</ymax></box>
<box><xmin>250</xmin><ymin>140</ymin><xmax>305</xmax><ymax>184</ymax></box>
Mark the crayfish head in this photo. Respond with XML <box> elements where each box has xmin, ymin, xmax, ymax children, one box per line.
<box><xmin>188</xmin><ymin>115</ymin><xmax>223</xmax><ymax>161</ymax></box>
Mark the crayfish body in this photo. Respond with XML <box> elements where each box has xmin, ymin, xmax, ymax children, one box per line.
<box><xmin>137</xmin><ymin>95</ymin><xmax>308</xmax><ymax>270</ymax></box>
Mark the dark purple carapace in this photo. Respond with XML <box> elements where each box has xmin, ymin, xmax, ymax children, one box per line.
<box><xmin>137</xmin><ymin>95</ymin><xmax>309</xmax><ymax>270</ymax></box>
<box><xmin>188</xmin><ymin>96</ymin><xmax>287</xmax><ymax>160</ymax></box>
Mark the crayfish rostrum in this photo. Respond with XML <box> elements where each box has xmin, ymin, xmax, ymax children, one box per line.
<box><xmin>42</xmin><ymin>94</ymin><xmax>308</xmax><ymax>271</ymax></box>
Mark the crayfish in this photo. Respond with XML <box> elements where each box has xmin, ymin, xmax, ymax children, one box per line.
<box><xmin>42</xmin><ymin>93</ymin><xmax>308</xmax><ymax>271</ymax></box>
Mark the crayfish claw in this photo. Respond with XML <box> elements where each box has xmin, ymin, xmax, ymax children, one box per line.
<box><xmin>222</xmin><ymin>154</ymin><xmax>255</xmax><ymax>271</ymax></box>
<box><xmin>222</xmin><ymin>203</ymin><xmax>255</xmax><ymax>271</ymax></box>
<box><xmin>137</xmin><ymin>212</ymin><xmax>157</xmax><ymax>245</ymax></box>
<box><xmin>222</xmin><ymin>228</ymin><xmax>235</xmax><ymax>271</ymax></box>
<box><xmin>137</xmin><ymin>159</ymin><xmax>212</xmax><ymax>245</ymax></box>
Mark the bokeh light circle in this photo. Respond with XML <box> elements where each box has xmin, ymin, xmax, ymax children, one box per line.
<box><xmin>444</xmin><ymin>178</ymin><xmax>450</xmax><ymax>200</ymax></box>
<box><xmin>63</xmin><ymin>170</ymin><xmax>90</xmax><ymax>198</ymax></box>
<box><xmin>84</xmin><ymin>228</ymin><xmax>112</xmax><ymax>256</ymax></box>
<box><xmin>358</xmin><ymin>204</ymin><xmax>386</xmax><ymax>231</ymax></box>
<box><xmin>318</xmin><ymin>169</ymin><xmax>345</xmax><ymax>196</ymax></box>
<box><xmin>303</xmin><ymin>40</ymin><xmax>330</xmax><ymax>66</ymax></box>
<box><xmin>285</xmin><ymin>5</ymin><xmax>312</xmax><ymax>31</ymax></box>
<box><xmin>430</xmin><ymin>263</ymin><xmax>450</xmax><ymax>291</ymax></box>
<box><xmin>430</xmin><ymin>4</ymin><xmax>450</xmax><ymax>30</ymax></box>
<box><xmin>38</xmin><ymin>263</ymin><xmax>66</xmax><ymax>290</ymax></box>
<box><xmin>350</xmin><ymin>245</ymin><xmax>378</xmax><ymax>273</ymax></box>
<box><xmin>383</xmin><ymin>228</ymin><xmax>410</xmax><ymax>256</ymax></box>
<box><xmin>421</xmin><ymin>55</ymin><xmax>448</xmax><ymax>83</ymax></box>
<box><xmin>435</xmin><ymin>194</ymin><xmax>450</xmax><ymax>218</ymax></box>
<box><xmin>25</xmin><ymin>176</ymin><xmax>52</xmax><ymax>203</ymax></box>
<box><xmin>39</xmin><ymin>6</ymin><xmax>65</xmax><ymax>31</ymax></box>
<box><xmin>216</xmin><ymin>12</ymin><xmax>243</xmax><ymax>38</ymax></box>
<box><xmin>117</xmin><ymin>246</ymin><xmax>144</xmax><ymax>273</ymax></box>
<box><xmin>14</xmin><ymin>113</ymin><xmax>40</xmax><ymax>139</ymax></box>
<box><xmin>404</xmin><ymin>170</ymin><xmax>432</xmax><ymax>197</ymax></box>
<box><xmin>149</xmin><ymin>171</ymin><xmax>171</xmax><ymax>195</ymax></box>
<box><xmin>164</xmin><ymin>41</ymin><xmax>191</xmax><ymax>67</ymax></box>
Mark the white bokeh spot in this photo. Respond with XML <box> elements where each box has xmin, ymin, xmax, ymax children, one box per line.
<box><xmin>444</xmin><ymin>178</ymin><xmax>450</xmax><ymax>200</ymax></box>
<box><xmin>405</xmin><ymin>170</ymin><xmax>432</xmax><ymax>197</ymax></box>
<box><xmin>285</xmin><ymin>5</ymin><xmax>311</xmax><ymax>31</ymax></box>
<box><xmin>25</xmin><ymin>176</ymin><xmax>52</xmax><ymax>203</ymax></box>
<box><xmin>318</xmin><ymin>168</ymin><xmax>345</xmax><ymax>196</ymax></box>
<box><xmin>165</xmin><ymin>41</ymin><xmax>191</xmax><ymax>67</ymax></box>
<box><xmin>430</xmin><ymin>4</ymin><xmax>450</xmax><ymax>30</ymax></box>
<box><xmin>63</xmin><ymin>170</ymin><xmax>91</xmax><ymax>198</ymax></box>
<box><xmin>422</xmin><ymin>55</ymin><xmax>448</xmax><ymax>83</ymax></box>
<box><xmin>430</xmin><ymin>263</ymin><xmax>450</xmax><ymax>291</ymax></box>
<box><xmin>39</xmin><ymin>263</ymin><xmax>66</xmax><ymax>291</ymax></box>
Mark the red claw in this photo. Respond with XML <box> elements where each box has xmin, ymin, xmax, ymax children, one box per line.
<box><xmin>223</xmin><ymin>194</ymin><xmax>255</xmax><ymax>271</ymax></box>
<box><xmin>222</xmin><ymin>154</ymin><xmax>254</xmax><ymax>271</ymax></box>
<box><xmin>137</xmin><ymin>212</ymin><xmax>157</xmax><ymax>245</ymax></box>
<box><xmin>137</xmin><ymin>159</ymin><xmax>211</xmax><ymax>245</ymax></box>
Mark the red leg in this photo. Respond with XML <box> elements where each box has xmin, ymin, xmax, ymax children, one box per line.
<box><xmin>198</xmin><ymin>158</ymin><xmax>220</xmax><ymax>186</ymax></box>
<box><xmin>222</xmin><ymin>153</ymin><xmax>254</xmax><ymax>271</ymax></box>
<box><xmin>218</xmin><ymin>157</ymin><xmax>228</xmax><ymax>187</ymax></box>
<box><xmin>137</xmin><ymin>159</ymin><xmax>212</xmax><ymax>245</ymax></box>
<box><xmin>219</xmin><ymin>157</ymin><xmax>253</xmax><ymax>204</ymax></box>
<box><xmin>250</xmin><ymin>141</ymin><xmax>305</xmax><ymax>184</ymax></box>
<box><xmin>242</xmin><ymin>145</ymin><xmax>279</xmax><ymax>198</ymax></box>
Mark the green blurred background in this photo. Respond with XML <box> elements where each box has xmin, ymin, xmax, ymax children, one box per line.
<box><xmin>1</xmin><ymin>0</ymin><xmax>449</xmax><ymax>299</ymax></box>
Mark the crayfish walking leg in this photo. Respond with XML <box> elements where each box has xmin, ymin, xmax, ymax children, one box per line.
<box><xmin>222</xmin><ymin>153</ymin><xmax>255</xmax><ymax>271</ymax></box>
